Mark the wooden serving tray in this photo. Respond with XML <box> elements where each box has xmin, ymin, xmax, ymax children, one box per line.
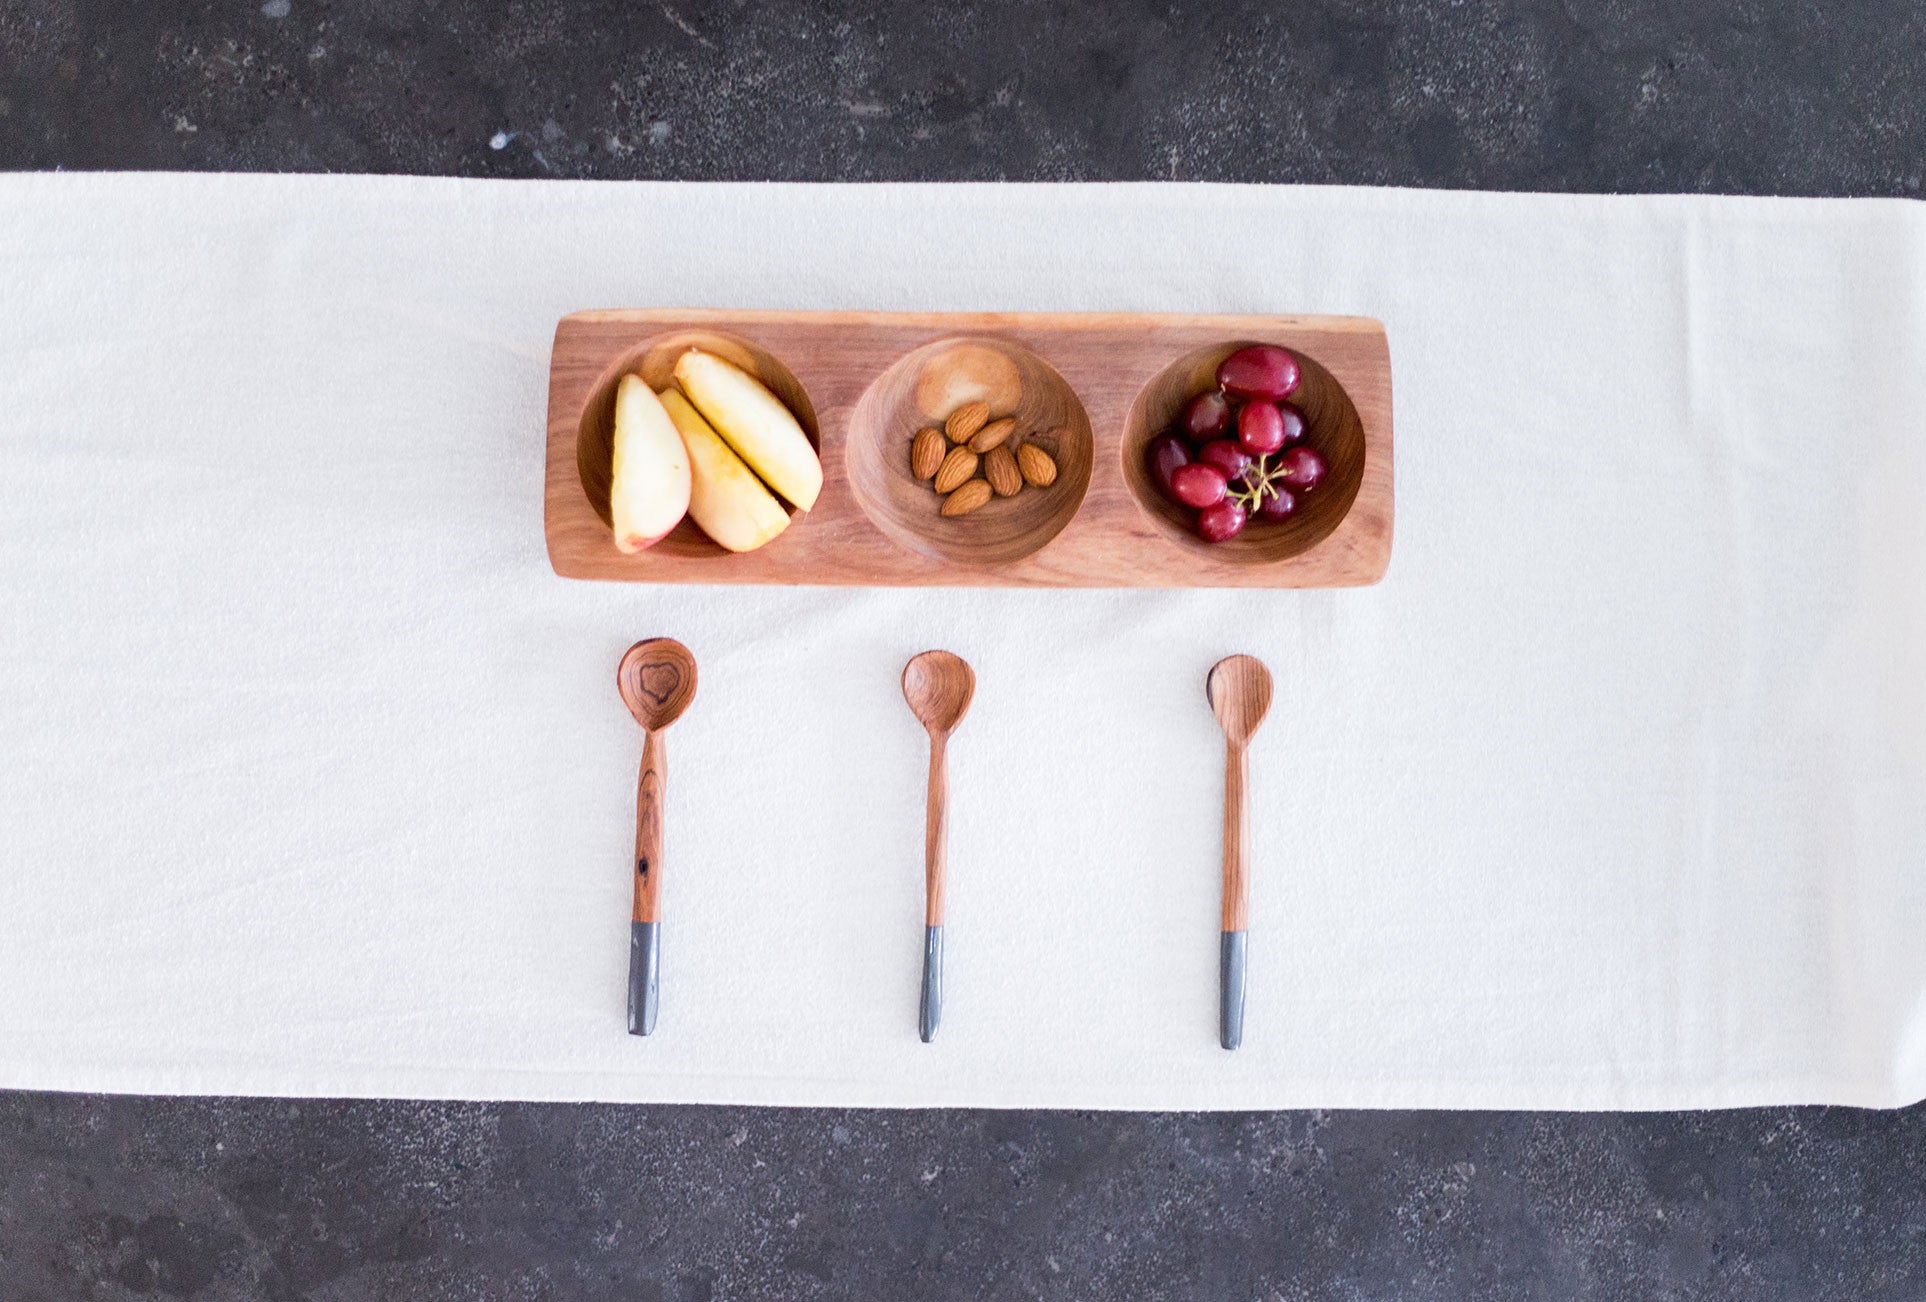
<box><xmin>545</xmin><ymin>310</ymin><xmax>1392</xmax><ymax>587</ymax></box>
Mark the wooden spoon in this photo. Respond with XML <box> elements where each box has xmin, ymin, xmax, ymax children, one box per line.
<box><xmin>616</xmin><ymin>638</ymin><xmax>698</xmax><ymax>1037</ymax></box>
<box><xmin>1207</xmin><ymin>654</ymin><xmax>1273</xmax><ymax>1050</ymax></box>
<box><xmin>902</xmin><ymin>650</ymin><xmax>975</xmax><ymax>1043</ymax></box>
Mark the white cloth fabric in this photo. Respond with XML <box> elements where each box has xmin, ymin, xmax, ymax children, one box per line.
<box><xmin>0</xmin><ymin>174</ymin><xmax>1921</xmax><ymax>1110</ymax></box>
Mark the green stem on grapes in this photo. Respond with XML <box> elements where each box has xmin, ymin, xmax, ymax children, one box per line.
<box><xmin>1229</xmin><ymin>452</ymin><xmax>1286</xmax><ymax>512</ymax></box>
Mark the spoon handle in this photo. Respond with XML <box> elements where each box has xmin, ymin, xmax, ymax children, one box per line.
<box><xmin>920</xmin><ymin>734</ymin><xmax>948</xmax><ymax>1042</ymax></box>
<box><xmin>1220</xmin><ymin>739</ymin><xmax>1250</xmax><ymax>1050</ymax></box>
<box><xmin>629</xmin><ymin>728</ymin><xmax>665</xmax><ymax>1036</ymax></box>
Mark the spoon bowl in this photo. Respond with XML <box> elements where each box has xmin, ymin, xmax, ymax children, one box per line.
<box><xmin>1207</xmin><ymin>654</ymin><xmax>1273</xmax><ymax>745</ymax></box>
<box><xmin>619</xmin><ymin>638</ymin><xmax>699</xmax><ymax>731</ymax></box>
<box><xmin>902</xmin><ymin>650</ymin><xmax>976</xmax><ymax>736</ymax></box>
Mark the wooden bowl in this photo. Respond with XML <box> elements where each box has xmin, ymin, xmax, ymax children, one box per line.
<box><xmin>845</xmin><ymin>338</ymin><xmax>1094</xmax><ymax>566</ymax></box>
<box><xmin>1121</xmin><ymin>343</ymin><xmax>1367</xmax><ymax>563</ymax></box>
<box><xmin>575</xmin><ymin>329</ymin><xmax>821</xmax><ymax>558</ymax></box>
<box><xmin>547</xmin><ymin>310</ymin><xmax>1392</xmax><ymax>586</ymax></box>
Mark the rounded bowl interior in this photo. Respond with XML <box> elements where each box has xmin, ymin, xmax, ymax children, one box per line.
<box><xmin>845</xmin><ymin>337</ymin><xmax>1093</xmax><ymax>566</ymax></box>
<box><xmin>576</xmin><ymin>330</ymin><xmax>821</xmax><ymax>557</ymax></box>
<box><xmin>1119</xmin><ymin>342</ymin><xmax>1367</xmax><ymax>564</ymax></box>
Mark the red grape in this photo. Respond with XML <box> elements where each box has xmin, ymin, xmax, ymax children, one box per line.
<box><xmin>1278</xmin><ymin>445</ymin><xmax>1327</xmax><ymax>491</ymax></box>
<box><xmin>1277</xmin><ymin>403</ymin><xmax>1307</xmax><ymax>446</ymax></box>
<box><xmin>1216</xmin><ymin>345</ymin><xmax>1301</xmax><ymax>402</ymax></box>
<box><xmin>1236</xmin><ymin>401</ymin><xmax>1287</xmax><ymax>455</ymax></box>
<box><xmin>1177</xmin><ymin>390</ymin><xmax>1231</xmax><ymax>442</ymax></box>
<box><xmin>1197</xmin><ymin>438</ymin><xmax>1252</xmax><ymax>480</ymax></box>
<box><xmin>1170</xmin><ymin>463</ymin><xmax>1229</xmax><ymax>509</ymax></box>
<box><xmin>1256</xmin><ymin>484</ymin><xmax>1296</xmax><ymax>520</ymax></box>
<box><xmin>1146</xmin><ymin>433</ymin><xmax>1191</xmax><ymax>503</ymax></box>
<box><xmin>1196</xmin><ymin>498</ymin><xmax>1247</xmax><ymax>543</ymax></box>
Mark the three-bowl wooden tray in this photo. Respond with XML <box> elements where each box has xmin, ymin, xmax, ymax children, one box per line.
<box><xmin>545</xmin><ymin>310</ymin><xmax>1392</xmax><ymax>587</ymax></box>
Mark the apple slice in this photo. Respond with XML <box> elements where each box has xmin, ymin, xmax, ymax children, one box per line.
<box><xmin>658</xmin><ymin>388</ymin><xmax>791</xmax><ymax>553</ymax></box>
<box><xmin>609</xmin><ymin>374</ymin><xmax>692</xmax><ymax>553</ymax></box>
<box><xmin>673</xmin><ymin>349</ymin><xmax>822</xmax><ymax>511</ymax></box>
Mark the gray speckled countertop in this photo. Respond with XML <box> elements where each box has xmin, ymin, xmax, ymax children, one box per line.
<box><xmin>2</xmin><ymin>2</ymin><xmax>1922</xmax><ymax>1298</ymax></box>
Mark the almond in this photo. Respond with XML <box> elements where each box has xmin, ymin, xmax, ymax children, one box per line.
<box><xmin>968</xmin><ymin>416</ymin><xmax>1017</xmax><ymax>453</ymax></box>
<box><xmin>1016</xmin><ymin>442</ymin><xmax>1058</xmax><ymax>488</ymax></box>
<box><xmin>984</xmin><ymin>444</ymin><xmax>1023</xmax><ymax>497</ymax></box>
<box><xmin>932</xmin><ymin>446</ymin><xmax>980</xmax><ymax>494</ymax></box>
<box><xmin>911</xmin><ymin>427</ymin><xmax>947</xmax><ymax>481</ymax></box>
<box><xmin>945</xmin><ymin>401</ymin><xmax>990</xmax><ymax>444</ymax></box>
<box><xmin>940</xmin><ymin>478</ymin><xmax>993</xmax><ymax>517</ymax></box>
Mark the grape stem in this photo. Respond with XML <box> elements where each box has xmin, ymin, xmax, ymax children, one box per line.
<box><xmin>1228</xmin><ymin>453</ymin><xmax>1286</xmax><ymax>512</ymax></box>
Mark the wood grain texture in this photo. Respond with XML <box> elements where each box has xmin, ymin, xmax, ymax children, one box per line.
<box><xmin>902</xmin><ymin>651</ymin><xmax>975</xmax><ymax>929</ymax></box>
<box><xmin>1208</xmin><ymin>655</ymin><xmax>1274</xmax><ymax>933</ymax></box>
<box><xmin>634</xmin><ymin>730</ymin><xmax>664</xmax><ymax>924</ymax></box>
<box><xmin>546</xmin><ymin>310</ymin><xmax>1393</xmax><ymax>588</ymax></box>
<box><xmin>617</xmin><ymin>639</ymin><xmax>698</xmax><ymax>927</ymax></box>
<box><xmin>923</xmin><ymin>737</ymin><xmax>949</xmax><ymax>928</ymax></box>
<box><xmin>1221</xmin><ymin>742</ymin><xmax>1249</xmax><ymax>933</ymax></box>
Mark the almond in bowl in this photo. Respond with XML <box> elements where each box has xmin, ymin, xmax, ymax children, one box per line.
<box><xmin>845</xmin><ymin>337</ymin><xmax>1092</xmax><ymax>566</ymax></box>
<box><xmin>909</xmin><ymin>408</ymin><xmax>1060</xmax><ymax>516</ymax></box>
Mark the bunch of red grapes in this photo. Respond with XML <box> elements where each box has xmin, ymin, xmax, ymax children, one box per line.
<box><xmin>1146</xmin><ymin>345</ymin><xmax>1328</xmax><ymax>543</ymax></box>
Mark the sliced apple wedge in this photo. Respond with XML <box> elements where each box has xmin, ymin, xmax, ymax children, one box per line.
<box><xmin>673</xmin><ymin>349</ymin><xmax>822</xmax><ymax>511</ymax></box>
<box><xmin>658</xmin><ymin>388</ymin><xmax>791</xmax><ymax>553</ymax></box>
<box><xmin>609</xmin><ymin>374</ymin><xmax>692</xmax><ymax>553</ymax></box>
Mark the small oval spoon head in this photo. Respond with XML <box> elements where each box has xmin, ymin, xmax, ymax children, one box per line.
<box><xmin>902</xmin><ymin>650</ymin><xmax>975</xmax><ymax>736</ymax></box>
<box><xmin>618</xmin><ymin>638</ymin><xmax>698</xmax><ymax>730</ymax></box>
<box><xmin>1207</xmin><ymin>654</ymin><xmax>1273</xmax><ymax>746</ymax></box>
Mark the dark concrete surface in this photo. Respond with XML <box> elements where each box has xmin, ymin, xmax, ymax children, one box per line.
<box><xmin>2</xmin><ymin>0</ymin><xmax>1924</xmax><ymax>193</ymax></box>
<box><xmin>3</xmin><ymin>1094</ymin><xmax>1923</xmax><ymax>1301</ymax></box>
<box><xmin>3</xmin><ymin>1</ymin><xmax>1924</xmax><ymax>1298</ymax></box>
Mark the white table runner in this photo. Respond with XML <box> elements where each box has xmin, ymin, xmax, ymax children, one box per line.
<box><xmin>1</xmin><ymin>174</ymin><xmax>1921</xmax><ymax>1109</ymax></box>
